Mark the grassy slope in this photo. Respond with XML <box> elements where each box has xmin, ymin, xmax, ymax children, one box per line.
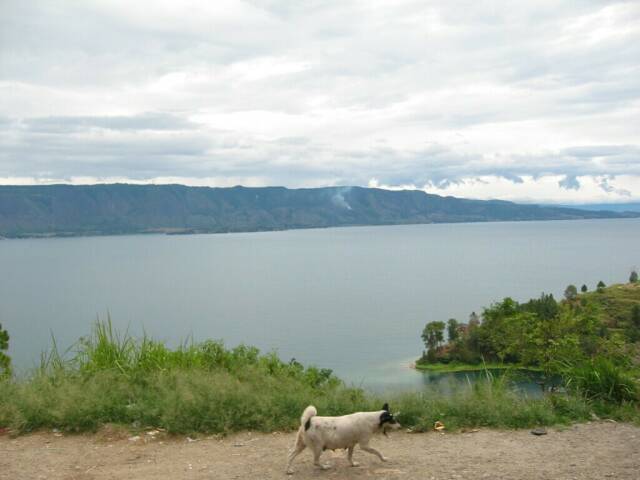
<box><xmin>581</xmin><ymin>282</ymin><xmax>640</xmax><ymax>328</ymax></box>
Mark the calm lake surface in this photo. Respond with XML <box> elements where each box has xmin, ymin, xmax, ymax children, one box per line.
<box><xmin>2</xmin><ymin>218</ymin><xmax>638</xmax><ymax>392</ymax></box>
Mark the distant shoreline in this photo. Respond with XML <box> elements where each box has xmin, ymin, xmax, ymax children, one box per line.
<box><xmin>2</xmin><ymin>215</ymin><xmax>639</xmax><ymax>241</ymax></box>
<box><xmin>413</xmin><ymin>361</ymin><xmax>543</xmax><ymax>373</ymax></box>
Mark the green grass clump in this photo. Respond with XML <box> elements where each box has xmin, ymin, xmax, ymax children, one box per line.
<box><xmin>390</xmin><ymin>370</ymin><xmax>594</xmax><ymax>431</ymax></box>
<box><xmin>560</xmin><ymin>356</ymin><xmax>638</xmax><ymax>404</ymax></box>
<box><xmin>414</xmin><ymin>361</ymin><xmax>541</xmax><ymax>373</ymax></box>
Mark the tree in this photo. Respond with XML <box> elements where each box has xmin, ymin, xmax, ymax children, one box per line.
<box><xmin>474</xmin><ymin>297</ymin><xmax>522</xmax><ymax>362</ymax></box>
<box><xmin>597</xmin><ymin>280</ymin><xmax>606</xmax><ymax>292</ymax></box>
<box><xmin>522</xmin><ymin>293</ymin><xmax>558</xmax><ymax>320</ymax></box>
<box><xmin>564</xmin><ymin>284</ymin><xmax>578</xmax><ymax>301</ymax></box>
<box><xmin>421</xmin><ymin>321</ymin><xmax>445</xmax><ymax>352</ymax></box>
<box><xmin>0</xmin><ymin>323</ymin><xmax>10</xmax><ymax>377</ymax></box>
<box><xmin>630</xmin><ymin>270</ymin><xmax>638</xmax><ymax>283</ymax></box>
<box><xmin>468</xmin><ymin>311</ymin><xmax>480</xmax><ymax>329</ymax></box>
<box><xmin>581</xmin><ymin>284</ymin><xmax>588</xmax><ymax>293</ymax></box>
<box><xmin>447</xmin><ymin>318</ymin><xmax>459</xmax><ymax>343</ymax></box>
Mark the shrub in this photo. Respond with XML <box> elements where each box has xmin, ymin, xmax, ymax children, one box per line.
<box><xmin>0</xmin><ymin>323</ymin><xmax>10</xmax><ymax>378</ymax></box>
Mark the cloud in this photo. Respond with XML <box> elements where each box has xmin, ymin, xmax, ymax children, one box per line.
<box><xmin>0</xmin><ymin>1</ymin><xmax>639</xmax><ymax>202</ymax></box>
<box><xmin>424</xmin><ymin>175</ymin><xmax>639</xmax><ymax>204</ymax></box>
<box><xmin>22</xmin><ymin>113</ymin><xmax>197</xmax><ymax>133</ymax></box>
<box><xmin>559</xmin><ymin>175</ymin><xmax>581</xmax><ymax>191</ymax></box>
<box><xmin>598</xmin><ymin>176</ymin><xmax>631</xmax><ymax>197</ymax></box>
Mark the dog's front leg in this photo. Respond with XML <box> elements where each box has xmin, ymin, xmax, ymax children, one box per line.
<box><xmin>360</xmin><ymin>443</ymin><xmax>388</xmax><ymax>462</ymax></box>
<box><xmin>347</xmin><ymin>446</ymin><xmax>359</xmax><ymax>467</ymax></box>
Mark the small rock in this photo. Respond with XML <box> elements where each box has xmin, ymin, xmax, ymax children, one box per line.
<box><xmin>128</xmin><ymin>436</ymin><xmax>141</xmax><ymax>442</ymax></box>
<box><xmin>530</xmin><ymin>428</ymin><xmax>547</xmax><ymax>436</ymax></box>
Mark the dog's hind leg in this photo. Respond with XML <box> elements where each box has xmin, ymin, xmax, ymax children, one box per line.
<box><xmin>313</xmin><ymin>445</ymin><xmax>330</xmax><ymax>470</ymax></box>
<box><xmin>285</xmin><ymin>432</ymin><xmax>306</xmax><ymax>475</ymax></box>
<box><xmin>359</xmin><ymin>442</ymin><xmax>388</xmax><ymax>462</ymax></box>
<box><xmin>347</xmin><ymin>446</ymin><xmax>359</xmax><ymax>467</ymax></box>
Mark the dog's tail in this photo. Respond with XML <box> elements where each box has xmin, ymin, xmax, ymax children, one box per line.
<box><xmin>300</xmin><ymin>405</ymin><xmax>317</xmax><ymax>430</ymax></box>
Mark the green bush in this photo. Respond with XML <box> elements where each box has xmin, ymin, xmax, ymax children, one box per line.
<box><xmin>0</xmin><ymin>323</ymin><xmax>11</xmax><ymax>378</ymax></box>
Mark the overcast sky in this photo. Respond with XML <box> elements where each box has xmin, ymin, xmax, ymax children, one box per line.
<box><xmin>1</xmin><ymin>0</ymin><xmax>639</xmax><ymax>203</ymax></box>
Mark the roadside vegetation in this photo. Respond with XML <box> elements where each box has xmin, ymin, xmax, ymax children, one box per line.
<box><xmin>0</xmin><ymin>321</ymin><xmax>628</xmax><ymax>435</ymax></box>
<box><xmin>1</xmin><ymin>275</ymin><xmax>639</xmax><ymax>435</ymax></box>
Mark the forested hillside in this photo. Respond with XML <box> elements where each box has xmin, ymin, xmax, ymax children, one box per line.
<box><xmin>0</xmin><ymin>184</ymin><xmax>636</xmax><ymax>238</ymax></box>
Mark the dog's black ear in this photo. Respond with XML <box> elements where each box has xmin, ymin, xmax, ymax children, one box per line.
<box><xmin>382</xmin><ymin>403</ymin><xmax>389</xmax><ymax>412</ymax></box>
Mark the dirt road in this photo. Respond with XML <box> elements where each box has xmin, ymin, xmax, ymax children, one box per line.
<box><xmin>2</xmin><ymin>422</ymin><xmax>639</xmax><ymax>479</ymax></box>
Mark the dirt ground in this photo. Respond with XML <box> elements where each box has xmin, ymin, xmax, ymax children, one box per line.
<box><xmin>1</xmin><ymin>422</ymin><xmax>639</xmax><ymax>480</ymax></box>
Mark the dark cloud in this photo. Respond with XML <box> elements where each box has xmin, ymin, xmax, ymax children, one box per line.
<box><xmin>598</xmin><ymin>177</ymin><xmax>631</xmax><ymax>197</ymax></box>
<box><xmin>559</xmin><ymin>175</ymin><xmax>581</xmax><ymax>190</ymax></box>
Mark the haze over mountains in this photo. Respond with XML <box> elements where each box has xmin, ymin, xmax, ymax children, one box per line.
<box><xmin>555</xmin><ymin>203</ymin><xmax>640</xmax><ymax>213</ymax></box>
<box><xmin>0</xmin><ymin>184</ymin><xmax>637</xmax><ymax>238</ymax></box>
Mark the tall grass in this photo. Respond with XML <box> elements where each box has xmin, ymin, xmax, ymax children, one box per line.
<box><xmin>37</xmin><ymin>317</ymin><xmax>337</xmax><ymax>388</ymax></box>
<box><xmin>0</xmin><ymin>320</ymin><xmax>638</xmax><ymax>434</ymax></box>
<box><xmin>560</xmin><ymin>356</ymin><xmax>639</xmax><ymax>403</ymax></box>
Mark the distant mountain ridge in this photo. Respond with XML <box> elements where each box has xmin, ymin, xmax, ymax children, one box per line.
<box><xmin>553</xmin><ymin>203</ymin><xmax>640</xmax><ymax>213</ymax></box>
<box><xmin>0</xmin><ymin>184</ymin><xmax>637</xmax><ymax>238</ymax></box>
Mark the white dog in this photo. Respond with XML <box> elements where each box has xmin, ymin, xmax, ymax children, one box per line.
<box><xmin>285</xmin><ymin>403</ymin><xmax>400</xmax><ymax>474</ymax></box>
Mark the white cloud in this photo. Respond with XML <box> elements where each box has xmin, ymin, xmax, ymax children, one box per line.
<box><xmin>423</xmin><ymin>175</ymin><xmax>640</xmax><ymax>204</ymax></box>
<box><xmin>1</xmin><ymin>0</ymin><xmax>639</xmax><ymax>203</ymax></box>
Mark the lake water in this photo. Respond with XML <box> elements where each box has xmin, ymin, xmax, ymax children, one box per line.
<box><xmin>1</xmin><ymin>218</ymin><xmax>638</xmax><ymax>392</ymax></box>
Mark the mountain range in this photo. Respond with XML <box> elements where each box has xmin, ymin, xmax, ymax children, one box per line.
<box><xmin>0</xmin><ymin>184</ymin><xmax>637</xmax><ymax>238</ymax></box>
